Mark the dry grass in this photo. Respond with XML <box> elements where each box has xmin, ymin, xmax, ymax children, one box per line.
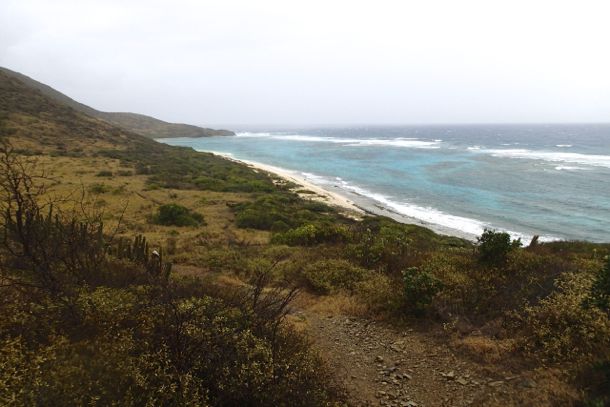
<box><xmin>294</xmin><ymin>291</ymin><xmax>368</xmax><ymax>317</ymax></box>
<box><xmin>13</xmin><ymin>150</ymin><xmax>271</xmax><ymax>268</ymax></box>
<box><xmin>451</xmin><ymin>335</ymin><xmax>516</xmax><ymax>364</ymax></box>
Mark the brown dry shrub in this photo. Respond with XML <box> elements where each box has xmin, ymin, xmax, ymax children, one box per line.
<box><xmin>451</xmin><ymin>335</ymin><xmax>516</xmax><ymax>364</ymax></box>
<box><xmin>515</xmin><ymin>272</ymin><xmax>610</xmax><ymax>363</ymax></box>
<box><xmin>354</xmin><ymin>272</ymin><xmax>402</xmax><ymax>315</ymax></box>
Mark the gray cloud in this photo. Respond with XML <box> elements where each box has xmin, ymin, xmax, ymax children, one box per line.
<box><xmin>1</xmin><ymin>0</ymin><xmax>609</xmax><ymax>126</ymax></box>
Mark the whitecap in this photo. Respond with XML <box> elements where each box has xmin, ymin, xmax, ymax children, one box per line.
<box><xmin>343</xmin><ymin>138</ymin><xmax>441</xmax><ymax>149</ymax></box>
<box><xmin>235</xmin><ymin>132</ymin><xmax>274</xmax><ymax>138</ymax></box>
<box><xmin>554</xmin><ymin>165</ymin><xmax>588</xmax><ymax>171</ymax></box>
<box><xmin>237</xmin><ymin>133</ymin><xmax>441</xmax><ymax>149</ymax></box>
<box><xmin>556</xmin><ymin>144</ymin><xmax>573</xmax><ymax>148</ymax></box>
<box><xmin>481</xmin><ymin>148</ymin><xmax>610</xmax><ymax>169</ymax></box>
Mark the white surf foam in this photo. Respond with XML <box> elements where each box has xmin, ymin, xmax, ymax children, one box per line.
<box><xmin>556</xmin><ymin>144</ymin><xmax>573</xmax><ymax>148</ymax></box>
<box><xmin>300</xmin><ymin>172</ymin><xmax>331</xmax><ymax>184</ymax></box>
<box><xmin>335</xmin><ymin>180</ymin><xmax>559</xmax><ymax>241</ymax></box>
<box><xmin>235</xmin><ymin>132</ymin><xmax>441</xmax><ymax>149</ymax></box>
<box><xmin>344</xmin><ymin>138</ymin><xmax>441</xmax><ymax>148</ymax></box>
<box><xmin>335</xmin><ymin>180</ymin><xmax>487</xmax><ymax>236</ymax></box>
<box><xmin>483</xmin><ymin>148</ymin><xmax>610</xmax><ymax>169</ymax></box>
<box><xmin>235</xmin><ymin>132</ymin><xmax>274</xmax><ymax>138</ymax></box>
<box><xmin>204</xmin><ymin>150</ymin><xmax>235</xmax><ymax>157</ymax></box>
<box><xmin>554</xmin><ymin>165</ymin><xmax>588</xmax><ymax>171</ymax></box>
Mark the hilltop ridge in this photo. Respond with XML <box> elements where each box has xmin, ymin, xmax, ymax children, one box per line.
<box><xmin>0</xmin><ymin>66</ymin><xmax>234</xmax><ymax>139</ymax></box>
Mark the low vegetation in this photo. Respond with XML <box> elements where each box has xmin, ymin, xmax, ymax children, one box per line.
<box><xmin>0</xmin><ymin>143</ymin><xmax>339</xmax><ymax>406</ymax></box>
<box><xmin>152</xmin><ymin>203</ymin><xmax>205</xmax><ymax>227</ymax></box>
<box><xmin>1</xmin><ymin>68</ymin><xmax>609</xmax><ymax>405</ymax></box>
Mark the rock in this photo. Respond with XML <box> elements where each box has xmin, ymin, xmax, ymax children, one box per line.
<box><xmin>457</xmin><ymin>377</ymin><xmax>468</xmax><ymax>386</ymax></box>
<box><xmin>521</xmin><ymin>379</ymin><xmax>536</xmax><ymax>388</ymax></box>
<box><xmin>441</xmin><ymin>371</ymin><xmax>456</xmax><ymax>380</ymax></box>
<box><xmin>376</xmin><ymin>356</ymin><xmax>384</xmax><ymax>363</ymax></box>
<box><xmin>489</xmin><ymin>380</ymin><xmax>504</xmax><ymax>387</ymax></box>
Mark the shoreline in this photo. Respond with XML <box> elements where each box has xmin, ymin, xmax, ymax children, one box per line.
<box><xmin>206</xmin><ymin>151</ymin><xmax>478</xmax><ymax>241</ymax></box>
<box><xmin>209</xmin><ymin>151</ymin><xmax>365</xmax><ymax>218</ymax></box>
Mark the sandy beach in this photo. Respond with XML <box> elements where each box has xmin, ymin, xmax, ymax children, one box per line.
<box><xmin>208</xmin><ymin>151</ymin><xmax>477</xmax><ymax>241</ymax></box>
<box><xmin>210</xmin><ymin>152</ymin><xmax>365</xmax><ymax>218</ymax></box>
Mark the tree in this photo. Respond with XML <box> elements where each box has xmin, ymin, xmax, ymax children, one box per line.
<box><xmin>477</xmin><ymin>229</ymin><xmax>522</xmax><ymax>265</ymax></box>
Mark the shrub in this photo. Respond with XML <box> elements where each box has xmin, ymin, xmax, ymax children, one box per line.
<box><xmin>198</xmin><ymin>247</ymin><xmax>245</xmax><ymax>273</ymax></box>
<box><xmin>272</xmin><ymin>223</ymin><xmax>349</xmax><ymax>246</ymax></box>
<box><xmin>96</xmin><ymin>170</ymin><xmax>113</xmax><ymax>177</ymax></box>
<box><xmin>354</xmin><ymin>273</ymin><xmax>403</xmax><ymax>314</ymax></box>
<box><xmin>301</xmin><ymin>259</ymin><xmax>367</xmax><ymax>294</ymax></box>
<box><xmin>477</xmin><ymin>229</ymin><xmax>522</xmax><ymax>265</ymax></box>
<box><xmin>516</xmin><ymin>272</ymin><xmax>610</xmax><ymax>363</ymax></box>
<box><xmin>233</xmin><ymin>193</ymin><xmax>335</xmax><ymax>231</ymax></box>
<box><xmin>589</xmin><ymin>257</ymin><xmax>610</xmax><ymax>313</ymax></box>
<box><xmin>348</xmin><ymin>220</ymin><xmax>412</xmax><ymax>272</ymax></box>
<box><xmin>152</xmin><ymin>204</ymin><xmax>204</xmax><ymax>227</ymax></box>
<box><xmin>402</xmin><ymin>267</ymin><xmax>443</xmax><ymax>315</ymax></box>
<box><xmin>0</xmin><ymin>144</ymin><xmax>339</xmax><ymax>405</ymax></box>
<box><xmin>88</xmin><ymin>183</ymin><xmax>111</xmax><ymax>194</ymax></box>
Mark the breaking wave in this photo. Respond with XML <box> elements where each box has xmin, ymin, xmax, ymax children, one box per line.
<box><xmin>236</xmin><ymin>132</ymin><xmax>441</xmax><ymax>149</ymax></box>
<box><xmin>482</xmin><ymin>148</ymin><xmax>610</xmax><ymax>169</ymax></box>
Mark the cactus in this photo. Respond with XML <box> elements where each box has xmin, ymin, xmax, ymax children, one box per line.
<box><xmin>108</xmin><ymin>234</ymin><xmax>172</xmax><ymax>280</ymax></box>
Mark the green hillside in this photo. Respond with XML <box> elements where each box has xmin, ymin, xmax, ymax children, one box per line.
<box><xmin>0</xmin><ymin>66</ymin><xmax>234</xmax><ymax>139</ymax></box>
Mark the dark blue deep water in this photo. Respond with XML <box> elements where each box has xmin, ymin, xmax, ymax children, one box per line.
<box><xmin>159</xmin><ymin>124</ymin><xmax>610</xmax><ymax>242</ymax></box>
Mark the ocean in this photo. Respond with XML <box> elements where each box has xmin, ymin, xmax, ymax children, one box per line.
<box><xmin>158</xmin><ymin>124</ymin><xmax>610</xmax><ymax>243</ymax></box>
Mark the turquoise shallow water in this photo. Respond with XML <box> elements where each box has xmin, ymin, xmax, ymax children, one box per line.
<box><xmin>158</xmin><ymin>124</ymin><xmax>610</xmax><ymax>242</ymax></box>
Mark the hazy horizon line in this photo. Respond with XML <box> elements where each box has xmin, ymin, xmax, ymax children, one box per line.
<box><xmin>203</xmin><ymin>122</ymin><xmax>610</xmax><ymax>130</ymax></box>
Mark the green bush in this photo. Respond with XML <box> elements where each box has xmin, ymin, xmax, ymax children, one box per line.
<box><xmin>348</xmin><ymin>219</ymin><xmax>412</xmax><ymax>272</ymax></box>
<box><xmin>88</xmin><ymin>183</ymin><xmax>111</xmax><ymax>194</ymax></box>
<box><xmin>233</xmin><ymin>193</ymin><xmax>336</xmax><ymax>231</ymax></box>
<box><xmin>272</xmin><ymin>223</ymin><xmax>349</xmax><ymax>246</ymax></box>
<box><xmin>516</xmin><ymin>272</ymin><xmax>610</xmax><ymax>363</ymax></box>
<box><xmin>101</xmin><ymin>142</ymin><xmax>277</xmax><ymax>192</ymax></box>
<box><xmin>402</xmin><ymin>267</ymin><xmax>443</xmax><ymax>315</ymax></box>
<box><xmin>589</xmin><ymin>257</ymin><xmax>610</xmax><ymax>313</ymax></box>
<box><xmin>477</xmin><ymin>229</ymin><xmax>522</xmax><ymax>265</ymax></box>
<box><xmin>301</xmin><ymin>259</ymin><xmax>367</xmax><ymax>294</ymax></box>
<box><xmin>152</xmin><ymin>204</ymin><xmax>205</xmax><ymax>227</ymax></box>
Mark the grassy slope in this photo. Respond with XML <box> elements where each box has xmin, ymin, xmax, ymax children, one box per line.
<box><xmin>0</xmin><ymin>66</ymin><xmax>234</xmax><ymax>138</ymax></box>
<box><xmin>1</xmin><ymin>69</ymin><xmax>609</xmax><ymax>405</ymax></box>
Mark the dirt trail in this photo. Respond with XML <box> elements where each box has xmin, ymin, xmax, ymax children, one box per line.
<box><xmin>298</xmin><ymin>311</ymin><xmax>536</xmax><ymax>407</ymax></box>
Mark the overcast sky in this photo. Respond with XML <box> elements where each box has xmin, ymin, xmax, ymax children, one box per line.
<box><xmin>1</xmin><ymin>0</ymin><xmax>609</xmax><ymax>126</ymax></box>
